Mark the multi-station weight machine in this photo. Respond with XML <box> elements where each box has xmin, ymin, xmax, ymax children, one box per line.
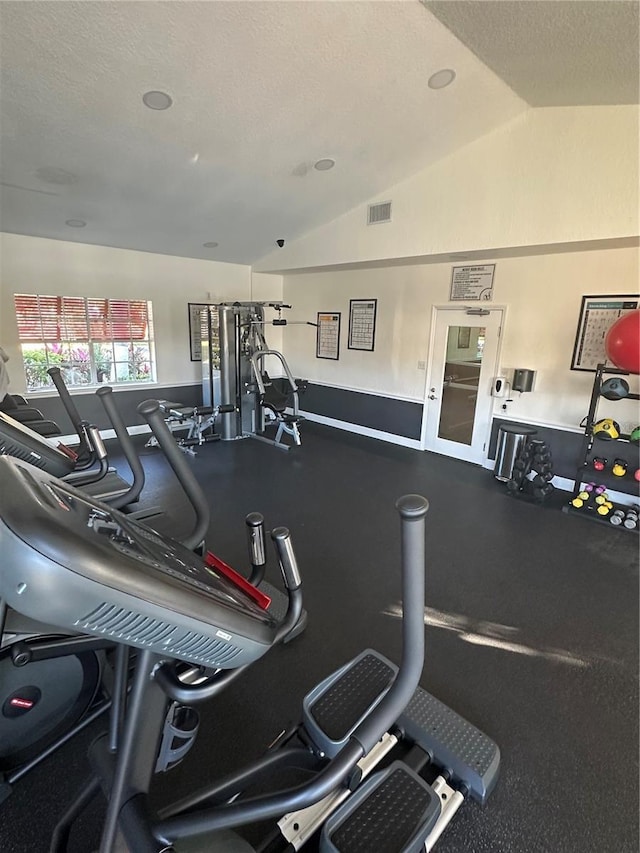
<box><xmin>147</xmin><ymin>302</ymin><xmax>311</xmax><ymax>455</ymax></box>
<box><xmin>200</xmin><ymin>301</ymin><xmax>312</xmax><ymax>451</ymax></box>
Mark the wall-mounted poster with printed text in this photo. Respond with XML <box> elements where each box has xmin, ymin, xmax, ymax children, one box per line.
<box><xmin>348</xmin><ymin>299</ymin><xmax>377</xmax><ymax>351</ymax></box>
<box><xmin>571</xmin><ymin>295</ymin><xmax>639</xmax><ymax>371</ymax></box>
<box><xmin>316</xmin><ymin>313</ymin><xmax>341</xmax><ymax>360</ymax></box>
<box><xmin>450</xmin><ymin>265</ymin><xmax>495</xmax><ymax>301</ymax></box>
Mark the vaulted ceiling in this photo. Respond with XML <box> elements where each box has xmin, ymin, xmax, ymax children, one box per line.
<box><xmin>0</xmin><ymin>1</ymin><xmax>637</xmax><ymax>265</ymax></box>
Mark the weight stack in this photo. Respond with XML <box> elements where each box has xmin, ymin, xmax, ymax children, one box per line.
<box><xmin>506</xmin><ymin>439</ymin><xmax>555</xmax><ymax>503</ymax></box>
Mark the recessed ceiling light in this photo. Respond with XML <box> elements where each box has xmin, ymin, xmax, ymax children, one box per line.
<box><xmin>65</xmin><ymin>219</ymin><xmax>86</xmax><ymax>228</ymax></box>
<box><xmin>203</xmin><ymin>241</ymin><xmax>219</xmax><ymax>248</ymax></box>
<box><xmin>314</xmin><ymin>158</ymin><xmax>335</xmax><ymax>172</ymax></box>
<box><xmin>142</xmin><ymin>90</ymin><xmax>173</xmax><ymax>110</ymax></box>
<box><xmin>36</xmin><ymin>167</ymin><xmax>78</xmax><ymax>185</ymax></box>
<box><xmin>428</xmin><ymin>69</ymin><xmax>456</xmax><ymax>90</ymax></box>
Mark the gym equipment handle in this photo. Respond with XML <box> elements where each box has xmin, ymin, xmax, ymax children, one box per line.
<box><xmin>271</xmin><ymin>527</ymin><xmax>301</xmax><ymax>590</ymax></box>
<box><xmin>153</xmin><ymin>588</ymin><xmax>303</xmax><ymax>704</ymax></box>
<box><xmin>246</xmin><ymin>512</ymin><xmax>266</xmax><ymax>586</ymax></box>
<box><xmin>137</xmin><ymin>400</ymin><xmax>210</xmax><ymax>552</ymax></box>
<box><xmin>47</xmin><ymin>367</ymin><xmax>91</xmax><ymax>453</ymax></box>
<box><xmin>96</xmin><ymin>386</ymin><xmax>145</xmax><ymax>509</ymax></box>
<box><xmin>64</xmin><ymin>425</ymin><xmax>109</xmax><ymax>485</ymax></box>
<box><xmin>351</xmin><ymin>494</ymin><xmax>428</xmax><ymax>754</ymax></box>
<box><xmin>245</xmin><ymin>512</ymin><xmax>266</xmax><ymax>563</ymax></box>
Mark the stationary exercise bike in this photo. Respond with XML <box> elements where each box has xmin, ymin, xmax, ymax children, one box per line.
<box><xmin>0</xmin><ymin>456</ymin><xmax>500</xmax><ymax>852</ymax></box>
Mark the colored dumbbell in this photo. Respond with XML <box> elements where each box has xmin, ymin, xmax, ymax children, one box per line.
<box><xmin>634</xmin><ymin>469</ymin><xmax>640</xmax><ymax>482</ymax></box>
<box><xmin>612</xmin><ymin>459</ymin><xmax>628</xmax><ymax>477</ymax></box>
<box><xmin>584</xmin><ymin>482</ymin><xmax>596</xmax><ymax>493</ymax></box>
<box><xmin>571</xmin><ymin>492</ymin><xmax>589</xmax><ymax>508</ymax></box>
<box><xmin>592</xmin><ymin>457</ymin><xmax>607</xmax><ymax>472</ymax></box>
<box><xmin>595</xmin><ymin>493</ymin><xmax>610</xmax><ymax>505</ymax></box>
<box><xmin>594</xmin><ymin>484</ymin><xmax>607</xmax><ymax>495</ymax></box>
<box><xmin>597</xmin><ymin>504</ymin><xmax>612</xmax><ymax>516</ymax></box>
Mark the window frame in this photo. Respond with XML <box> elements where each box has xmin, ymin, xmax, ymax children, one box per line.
<box><xmin>14</xmin><ymin>293</ymin><xmax>157</xmax><ymax>392</ymax></box>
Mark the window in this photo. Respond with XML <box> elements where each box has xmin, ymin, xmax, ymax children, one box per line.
<box><xmin>14</xmin><ymin>294</ymin><xmax>156</xmax><ymax>391</ymax></box>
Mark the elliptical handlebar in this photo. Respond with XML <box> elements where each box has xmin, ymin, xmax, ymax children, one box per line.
<box><xmin>154</xmin><ymin>526</ymin><xmax>304</xmax><ymax>704</ymax></box>
<box><xmin>271</xmin><ymin>526</ymin><xmax>301</xmax><ymax>591</ymax></box>
<box><xmin>137</xmin><ymin>399</ymin><xmax>210</xmax><ymax>551</ymax></box>
<box><xmin>63</xmin><ymin>424</ymin><xmax>109</xmax><ymax>485</ymax></box>
<box><xmin>246</xmin><ymin>512</ymin><xmax>266</xmax><ymax>586</ymax></box>
<box><xmin>351</xmin><ymin>494</ymin><xmax>428</xmax><ymax>754</ymax></box>
<box><xmin>95</xmin><ymin>386</ymin><xmax>145</xmax><ymax>509</ymax></box>
<box><xmin>47</xmin><ymin>366</ymin><xmax>94</xmax><ymax>464</ymax></box>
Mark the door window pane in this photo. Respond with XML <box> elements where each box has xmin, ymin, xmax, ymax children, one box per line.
<box><xmin>437</xmin><ymin>326</ymin><xmax>485</xmax><ymax>445</ymax></box>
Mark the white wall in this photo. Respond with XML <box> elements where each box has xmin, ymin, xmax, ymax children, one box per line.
<box><xmin>0</xmin><ymin>233</ymin><xmax>253</xmax><ymax>394</ymax></box>
<box><xmin>257</xmin><ymin>106</ymin><xmax>640</xmax><ymax>272</ymax></box>
<box><xmin>282</xmin><ymin>245</ymin><xmax>640</xmax><ymax>433</ymax></box>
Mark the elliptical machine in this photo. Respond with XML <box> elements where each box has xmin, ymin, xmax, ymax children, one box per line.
<box><xmin>0</xmin><ymin>399</ymin><xmax>210</xmax><ymax>799</ymax></box>
<box><xmin>0</xmin><ymin>381</ymin><xmax>145</xmax><ymax>508</ymax></box>
<box><xmin>0</xmin><ymin>456</ymin><xmax>500</xmax><ymax>852</ymax></box>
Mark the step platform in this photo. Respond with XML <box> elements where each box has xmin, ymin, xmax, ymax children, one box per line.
<box><xmin>319</xmin><ymin>761</ymin><xmax>441</xmax><ymax>853</ymax></box>
<box><xmin>303</xmin><ymin>649</ymin><xmax>500</xmax><ymax>804</ymax></box>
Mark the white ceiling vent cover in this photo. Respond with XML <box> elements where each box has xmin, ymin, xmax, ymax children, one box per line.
<box><xmin>367</xmin><ymin>201</ymin><xmax>392</xmax><ymax>225</ymax></box>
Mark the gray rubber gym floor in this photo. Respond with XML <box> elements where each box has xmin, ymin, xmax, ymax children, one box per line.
<box><xmin>1</xmin><ymin>422</ymin><xmax>638</xmax><ymax>852</ymax></box>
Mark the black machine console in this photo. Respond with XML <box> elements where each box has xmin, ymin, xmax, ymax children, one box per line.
<box><xmin>0</xmin><ymin>411</ymin><xmax>75</xmax><ymax>478</ymax></box>
<box><xmin>0</xmin><ymin>457</ymin><xmax>277</xmax><ymax>669</ymax></box>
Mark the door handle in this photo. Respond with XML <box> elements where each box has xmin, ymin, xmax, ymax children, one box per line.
<box><xmin>428</xmin><ymin>394</ymin><xmax>438</xmax><ymax>401</ymax></box>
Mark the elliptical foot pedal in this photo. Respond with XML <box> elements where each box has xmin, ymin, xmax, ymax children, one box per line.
<box><xmin>320</xmin><ymin>761</ymin><xmax>441</xmax><ymax>853</ymax></box>
<box><xmin>398</xmin><ymin>685</ymin><xmax>500</xmax><ymax>804</ymax></box>
<box><xmin>303</xmin><ymin>650</ymin><xmax>396</xmax><ymax>757</ymax></box>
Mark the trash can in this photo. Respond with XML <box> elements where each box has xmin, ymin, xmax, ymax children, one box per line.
<box><xmin>494</xmin><ymin>425</ymin><xmax>537</xmax><ymax>482</ymax></box>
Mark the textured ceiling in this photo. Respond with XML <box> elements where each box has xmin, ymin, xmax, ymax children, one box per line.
<box><xmin>425</xmin><ymin>1</ymin><xmax>640</xmax><ymax>107</ymax></box>
<box><xmin>0</xmin><ymin>1</ymin><xmax>527</xmax><ymax>264</ymax></box>
<box><xmin>0</xmin><ymin>1</ymin><xmax>636</xmax><ymax>265</ymax></box>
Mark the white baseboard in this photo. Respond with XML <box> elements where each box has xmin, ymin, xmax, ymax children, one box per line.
<box><xmin>299</xmin><ymin>410</ymin><xmax>422</xmax><ymax>450</ymax></box>
<box><xmin>56</xmin><ymin>424</ymin><xmax>151</xmax><ymax>446</ymax></box>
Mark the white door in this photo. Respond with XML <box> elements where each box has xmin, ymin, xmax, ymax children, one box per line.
<box><xmin>421</xmin><ymin>307</ymin><xmax>503</xmax><ymax>464</ymax></box>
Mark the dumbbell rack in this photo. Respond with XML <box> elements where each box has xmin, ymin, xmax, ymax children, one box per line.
<box><xmin>506</xmin><ymin>438</ymin><xmax>555</xmax><ymax>503</ymax></box>
<box><xmin>563</xmin><ymin>363</ymin><xmax>640</xmax><ymax>531</ymax></box>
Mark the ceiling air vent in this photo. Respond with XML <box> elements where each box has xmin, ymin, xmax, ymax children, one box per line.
<box><xmin>367</xmin><ymin>201</ymin><xmax>392</xmax><ymax>225</ymax></box>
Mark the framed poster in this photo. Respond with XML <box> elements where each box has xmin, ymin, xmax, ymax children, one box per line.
<box><xmin>316</xmin><ymin>312</ymin><xmax>341</xmax><ymax>360</ymax></box>
<box><xmin>450</xmin><ymin>264</ymin><xmax>495</xmax><ymax>301</ymax></box>
<box><xmin>457</xmin><ymin>327</ymin><xmax>471</xmax><ymax>349</ymax></box>
<box><xmin>188</xmin><ymin>303</ymin><xmax>209</xmax><ymax>361</ymax></box>
<box><xmin>348</xmin><ymin>299</ymin><xmax>377</xmax><ymax>351</ymax></box>
<box><xmin>571</xmin><ymin>295</ymin><xmax>639</xmax><ymax>372</ymax></box>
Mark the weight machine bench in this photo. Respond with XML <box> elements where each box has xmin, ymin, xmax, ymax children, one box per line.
<box><xmin>145</xmin><ymin>400</ymin><xmax>233</xmax><ymax>455</ymax></box>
